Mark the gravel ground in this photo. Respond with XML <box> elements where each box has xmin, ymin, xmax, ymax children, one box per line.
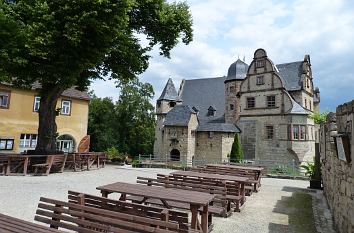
<box><xmin>0</xmin><ymin>165</ymin><xmax>332</xmax><ymax>233</ymax></box>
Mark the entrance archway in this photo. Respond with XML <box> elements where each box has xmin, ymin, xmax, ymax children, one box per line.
<box><xmin>57</xmin><ymin>134</ymin><xmax>76</xmax><ymax>153</ymax></box>
<box><xmin>170</xmin><ymin>149</ymin><xmax>180</xmax><ymax>161</ymax></box>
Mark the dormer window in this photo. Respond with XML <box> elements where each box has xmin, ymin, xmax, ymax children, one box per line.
<box><xmin>256</xmin><ymin>60</ymin><xmax>265</xmax><ymax>68</ymax></box>
<box><xmin>192</xmin><ymin>106</ymin><xmax>199</xmax><ymax>113</ymax></box>
<box><xmin>207</xmin><ymin>106</ymin><xmax>216</xmax><ymax>117</ymax></box>
<box><xmin>169</xmin><ymin>101</ymin><xmax>176</xmax><ymax>107</ymax></box>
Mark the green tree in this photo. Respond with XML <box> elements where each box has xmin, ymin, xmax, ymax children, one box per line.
<box><xmin>115</xmin><ymin>79</ymin><xmax>155</xmax><ymax>157</ymax></box>
<box><xmin>309</xmin><ymin>110</ymin><xmax>330</xmax><ymax>124</ymax></box>
<box><xmin>87</xmin><ymin>95</ymin><xmax>117</xmax><ymax>152</ymax></box>
<box><xmin>230</xmin><ymin>133</ymin><xmax>243</xmax><ymax>163</ymax></box>
<box><xmin>0</xmin><ymin>0</ymin><xmax>193</xmax><ymax>154</ymax></box>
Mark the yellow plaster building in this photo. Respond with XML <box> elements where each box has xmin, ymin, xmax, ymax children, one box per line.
<box><xmin>0</xmin><ymin>84</ymin><xmax>90</xmax><ymax>153</ymax></box>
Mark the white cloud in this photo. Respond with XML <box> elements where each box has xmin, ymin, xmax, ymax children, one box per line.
<box><xmin>91</xmin><ymin>0</ymin><xmax>354</xmax><ymax>109</ymax></box>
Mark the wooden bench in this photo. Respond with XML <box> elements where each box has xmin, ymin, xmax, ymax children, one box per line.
<box><xmin>192</xmin><ymin>166</ymin><xmax>261</xmax><ymax>193</ymax></box>
<box><xmin>0</xmin><ymin>155</ymin><xmax>8</xmax><ymax>175</ymax></box>
<box><xmin>165</xmin><ymin>174</ymin><xmax>245</xmax><ymax>210</ymax></box>
<box><xmin>32</xmin><ymin>155</ymin><xmax>67</xmax><ymax>176</ymax></box>
<box><xmin>0</xmin><ymin>212</ymin><xmax>64</xmax><ymax>233</ymax></box>
<box><xmin>68</xmin><ymin>191</ymin><xmax>200</xmax><ymax>233</ymax></box>
<box><xmin>35</xmin><ymin>197</ymin><xmax>184</xmax><ymax>233</ymax></box>
<box><xmin>133</xmin><ymin>176</ymin><xmax>242</xmax><ymax>216</ymax></box>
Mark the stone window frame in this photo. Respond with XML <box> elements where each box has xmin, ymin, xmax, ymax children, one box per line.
<box><xmin>265</xmin><ymin>125</ymin><xmax>274</xmax><ymax>139</ymax></box>
<box><xmin>256</xmin><ymin>76</ymin><xmax>264</xmax><ymax>85</ymax></box>
<box><xmin>246</xmin><ymin>97</ymin><xmax>255</xmax><ymax>108</ymax></box>
<box><xmin>266</xmin><ymin>95</ymin><xmax>276</xmax><ymax>108</ymax></box>
<box><xmin>0</xmin><ymin>89</ymin><xmax>11</xmax><ymax>109</ymax></box>
<box><xmin>208</xmin><ymin>132</ymin><xmax>214</xmax><ymax>139</ymax></box>
<box><xmin>289</xmin><ymin>124</ymin><xmax>307</xmax><ymax>141</ymax></box>
<box><xmin>0</xmin><ymin>138</ymin><xmax>14</xmax><ymax>150</ymax></box>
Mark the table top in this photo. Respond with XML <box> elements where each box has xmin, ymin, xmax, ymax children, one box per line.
<box><xmin>171</xmin><ymin>170</ymin><xmax>249</xmax><ymax>182</ymax></box>
<box><xmin>0</xmin><ymin>213</ymin><xmax>64</xmax><ymax>232</ymax></box>
<box><xmin>206</xmin><ymin>164</ymin><xmax>264</xmax><ymax>171</ymax></box>
<box><xmin>1</xmin><ymin>154</ymin><xmax>63</xmax><ymax>158</ymax></box>
<box><xmin>97</xmin><ymin>182</ymin><xmax>214</xmax><ymax>206</ymax></box>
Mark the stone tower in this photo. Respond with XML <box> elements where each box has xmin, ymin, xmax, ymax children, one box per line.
<box><xmin>153</xmin><ymin>78</ymin><xmax>182</xmax><ymax>158</ymax></box>
<box><xmin>224</xmin><ymin>59</ymin><xmax>248</xmax><ymax>124</ymax></box>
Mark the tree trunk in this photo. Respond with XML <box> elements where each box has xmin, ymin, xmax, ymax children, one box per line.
<box><xmin>34</xmin><ymin>86</ymin><xmax>64</xmax><ymax>155</ymax></box>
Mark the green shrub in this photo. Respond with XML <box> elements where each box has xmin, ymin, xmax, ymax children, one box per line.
<box><xmin>230</xmin><ymin>134</ymin><xmax>243</xmax><ymax>163</ymax></box>
<box><xmin>132</xmin><ymin>160</ymin><xmax>142</xmax><ymax>168</ymax></box>
<box><xmin>106</xmin><ymin>147</ymin><xmax>125</xmax><ymax>162</ymax></box>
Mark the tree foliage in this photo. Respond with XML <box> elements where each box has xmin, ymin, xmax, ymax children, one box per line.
<box><xmin>230</xmin><ymin>133</ymin><xmax>243</xmax><ymax>163</ymax></box>
<box><xmin>88</xmin><ymin>80</ymin><xmax>155</xmax><ymax>157</ymax></box>
<box><xmin>0</xmin><ymin>0</ymin><xmax>193</xmax><ymax>153</ymax></box>
<box><xmin>309</xmin><ymin>110</ymin><xmax>330</xmax><ymax>124</ymax></box>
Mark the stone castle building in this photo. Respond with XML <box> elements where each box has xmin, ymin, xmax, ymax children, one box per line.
<box><xmin>154</xmin><ymin>48</ymin><xmax>320</xmax><ymax>165</ymax></box>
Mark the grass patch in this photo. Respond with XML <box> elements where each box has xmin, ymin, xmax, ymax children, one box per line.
<box><xmin>284</xmin><ymin>192</ymin><xmax>317</xmax><ymax>233</ymax></box>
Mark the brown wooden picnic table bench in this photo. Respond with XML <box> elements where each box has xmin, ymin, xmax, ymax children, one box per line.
<box><xmin>35</xmin><ymin>196</ymin><xmax>182</xmax><ymax>233</ymax></box>
<box><xmin>0</xmin><ymin>212</ymin><xmax>64</xmax><ymax>233</ymax></box>
<box><xmin>66</xmin><ymin>152</ymin><xmax>106</xmax><ymax>171</ymax></box>
<box><xmin>96</xmin><ymin>181</ymin><xmax>214</xmax><ymax>233</ymax></box>
<box><xmin>68</xmin><ymin>191</ymin><xmax>201</xmax><ymax>233</ymax></box>
<box><xmin>198</xmin><ymin>164</ymin><xmax>265</xmax><ymax>192</ymax></box>
<box><xmin>2</xmin><ymin>154</ymin><xmax>66</xmax><ymax>176</ymax></box>
<box><xmin>169</xmin><ymin>170</ymin><xmax>249</xmax><ymax>210</ymax></box>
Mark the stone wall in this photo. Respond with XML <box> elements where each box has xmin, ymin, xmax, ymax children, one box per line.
<box><xmin>320</xmin><ymin>100</ymin><xmax>354</xmax><ymax>233</ymax></box>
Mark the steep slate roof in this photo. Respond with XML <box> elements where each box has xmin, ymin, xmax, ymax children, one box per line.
<box><xmin>157</xmin><ymin>78</ymin><xmax>181</xmax><ymax>101</ymax></box>
<box><xmin>0</xmin><ymin>82</ymin><xmax>90</xmax><ymax>101</ymax></box>
<box><xmin>179</xmin><ymin>76</ymin><xmax>226</xmax><ymax>123</ymax></box>
<box><xmin>225</xmin><ymin>59</ymin><xmax>248</xmax><ymax>82</ymax></box>
<box><xmin>197</xmin><ymin>123</ymin><xmax>241</xmax><ymax>133</ymax></box>
<box><xmin>276</xmin><ymin>61</ymin><xmax>303</xmax><ymax>91</ymax></box>
<box><xmin>286</xmin><ymin>95</ymin><xmax>309</xmax><ymax>115</ymax></box>
<box><xmin>164</xmin><ymin>105</ymin><xmax>196</xmax><ymax>126</ymax></box>
<box><xmin>61</xmin><ymin>87</ymin><xmax>90</xmax><ymax>100</ymax></box>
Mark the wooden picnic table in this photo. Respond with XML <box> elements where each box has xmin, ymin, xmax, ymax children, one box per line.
<box><xmin>68</xmin><ymin>152</ymin><xmax>105</xmax><ymax>171</ymax></box>
<box><xmin>4</xmin><ymin>154</ymin><xmax>52</xmax><ymax>176</ymax></box>
<box><xmin>0</xmin><ymin>212</ymin><xmax>64</xmax><ymax>232</ymax></box>
<box><xmin>97</xmin><ymin>182</ymin><xmax>214</xmax><ymax>233</ymax></box>
<box><xmin>206</xmin><ymin>164</ymin><xmax>264</xmax><ymax>179</ymax></box>
<box><xmin>171</xmin><ymin>170</ymin><xmax>249</xmax><ymax>204</ymax></box>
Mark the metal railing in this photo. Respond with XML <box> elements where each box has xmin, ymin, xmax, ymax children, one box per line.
<box><xmin>137</xmin><ymin>154</ymin><xmax>313</xmax><ymax>178</ymax></box>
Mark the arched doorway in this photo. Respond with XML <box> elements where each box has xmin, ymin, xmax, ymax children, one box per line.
<box><xmin>57</xmin><ymin>134</ymin><xmax>76</xmax><ymax>153</ymax></box>
<box><xmin>170</xmin><ymin>149</ymin><xmax>180</xmax><ymax>161</ymax></box>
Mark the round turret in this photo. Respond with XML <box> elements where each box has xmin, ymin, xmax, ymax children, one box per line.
<box><xmin>225</xmin><ymin>59</ymin><xmax>248</xmax><ymax>83</ymax></box>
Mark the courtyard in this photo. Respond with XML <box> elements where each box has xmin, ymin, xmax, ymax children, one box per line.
<box><xmin>0</xmin><ymin>165</ymin><xmax>334</xmax><ymax>233</ymax></box>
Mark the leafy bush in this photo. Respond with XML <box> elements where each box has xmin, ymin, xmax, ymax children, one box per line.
<box><xmin>106</xmin><ymin>147</ymin><xmax>125</xmax><ymax>162</ymax></box>
<box><xmin>300</xmin><ymin>162</ymin><xmax>315</xmax><ymax>179</ymax></box>
<box><xmin>132</xmin><ymin>160</ymin><xmax>142</xmax><ymax>168</ymax></box>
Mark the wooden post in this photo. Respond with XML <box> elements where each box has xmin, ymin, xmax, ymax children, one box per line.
<box><xmin>201</xmin><ymin>205</ymin><xmax>209</xmax><ymax>233</ymax></box>
<box><xmin>23</xmin><ymin>157</ymin><xmax>29</xmax><ymax>176</ymax></box>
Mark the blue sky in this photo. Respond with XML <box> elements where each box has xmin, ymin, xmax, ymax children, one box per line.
<box><xmin>91</xmin><ymin>0</ymin><xmax>354</xmax><ymax>111</ymax></box>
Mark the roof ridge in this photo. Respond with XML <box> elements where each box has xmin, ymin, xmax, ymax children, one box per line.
<box><xmin>276</xmin><ymin>61</ymin><xmax>303</xmax><ymax>66</ymax></box>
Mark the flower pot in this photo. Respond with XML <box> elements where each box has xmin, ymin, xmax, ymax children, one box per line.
<box><xmin>309</xmin><ymin>179</ymin><xmax>322</xmax><ymax>189</ymax></box>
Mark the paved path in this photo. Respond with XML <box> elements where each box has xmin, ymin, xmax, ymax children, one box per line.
<box><xmin>0</xmin><ymin>165</ymin><xmax>335</xmax><ymax>233</ymax></box>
